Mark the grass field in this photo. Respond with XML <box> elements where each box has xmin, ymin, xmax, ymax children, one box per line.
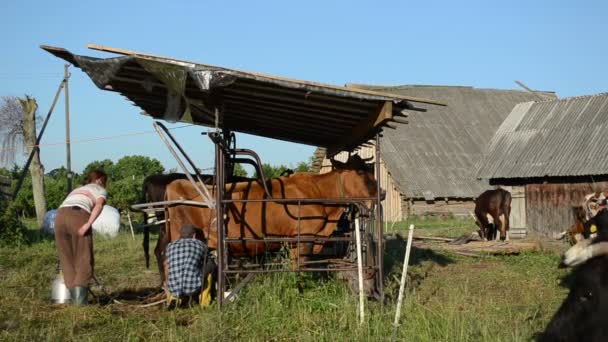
<box><xmin>0</xmin><ymin>217</ymin><xmax>569</xmax><ymax>341</ymax></box>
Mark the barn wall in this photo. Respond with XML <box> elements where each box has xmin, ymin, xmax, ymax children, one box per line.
<box><xmin>525</xmin><ymin>181</ymin><xmax>608</xmax><ymax>236</ymax></box>
<box><xmin>319</xmin><ymin>146</ymin><xmax>403</xmax><ymax>222</ymax></box>
<box><xmin>319</xmin><ymin>146</ymin><xmax>481</xmax><ymax>221</ymax></box>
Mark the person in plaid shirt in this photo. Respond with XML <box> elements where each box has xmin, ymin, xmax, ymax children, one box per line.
<box><xmin>166</xmin><ymin>224</ymin><xmax>207</xmax><ymax>306</ymax></box>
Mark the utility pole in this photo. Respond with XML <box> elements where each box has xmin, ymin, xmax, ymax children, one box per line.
<box><xmin>64</xmin><ymin>64</ymin><xmax>72</xmax><ymax>193</ymax></box>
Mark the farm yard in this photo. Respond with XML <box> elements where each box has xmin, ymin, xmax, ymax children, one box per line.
<box><xmin>2</xmin><ymin>3</ymin><xmax>607</xmax><ymax>341</ymax></box>
<box><xmin>0</xmin><ymin>217</ymin><xmax>568</xmax><ymax>341</ymax></box>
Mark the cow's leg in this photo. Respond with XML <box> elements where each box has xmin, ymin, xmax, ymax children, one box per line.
<box><xmin>496</xmin><ymin>214</ymin><xmax>507</xmax><ymax>241</ymax></box>
<box><xmin>289</xmin><ymin>242</ymin><xmax>314</xmax><ymax>270</ymax></box>
<box><xmin>155</xmin><ymin>229</ymin><xmax>169</xmax><ymax>287</ymax></box>
<box><xmin>485</xmin><ymin>214</ymin><xmax>497</xmax><ymax>240</ymax></box>
<box><xmin>503</xmin><ymin>201</ymin><xmax>511</xmax><ymax>241</ymax></box>
<box><xmin>475</xmin><ymin>209</ymin><xmax>490</xmax><ymax>241</ymax></box>
<box><xmin>143</xmin><ymin>225</ymin><xmax>150</xmax><ymax>268</ymax></box>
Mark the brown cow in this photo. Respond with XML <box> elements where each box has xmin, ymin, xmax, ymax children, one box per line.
<box><xmin>164</xmin><ymin>155</ymin><xmax>378</xmax><ymax>259</ymax></box>
<box><xmin>474</xmin><ymin>188</ymin><xmax>512</xmax><ymax>241</ymax></box>
<box><xmin>141</xmin><ymin>173</ymin><xmax>251</xmax><ymax>284</ymax></box>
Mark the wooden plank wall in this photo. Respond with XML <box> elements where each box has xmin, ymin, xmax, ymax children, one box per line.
<box><xmin>525</xmin><ymin>181</ymin><xmax>608</xmax><ymax>236</ymax></box>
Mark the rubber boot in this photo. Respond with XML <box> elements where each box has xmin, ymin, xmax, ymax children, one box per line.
<box><xmin>68</xmin><ymin>288</ymin><xmax>75</xmax><ymax>303</ymax></box>
<box><xmin>73</xmin><ymin>286</ymin><xmax>88</xmax><ymax>305</ymax></box>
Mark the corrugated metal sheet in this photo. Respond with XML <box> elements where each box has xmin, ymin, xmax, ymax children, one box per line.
<box><xmin>41</xmin><ymin>45</ymin><xmax>443</xmax><ymax>154</ymax></box>
<box><xmin>346</xmin><ymin>85</ymin><xmax>555</xmax><ymax>199</ymax></box>
<box><xmin>477</xmin><ymin>93</ymin><xmax>608</xmax><ymax>179</ymax></box>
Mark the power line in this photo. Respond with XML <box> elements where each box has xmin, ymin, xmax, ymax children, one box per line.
<box><xmin>0</xmin><ymin>124</ymin><xmax>194</xmax><ymax>153</ymax></box>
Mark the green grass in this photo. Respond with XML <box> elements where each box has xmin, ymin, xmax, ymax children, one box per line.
<box><xmin>387</xmin><ymin>216</ymin><xmax>478</xmax><ymax>238</ymax></box>
<box><xmin>0</xmin><ymin>220</ymin><xmax>569</xmax><ymax>341</ymax></box>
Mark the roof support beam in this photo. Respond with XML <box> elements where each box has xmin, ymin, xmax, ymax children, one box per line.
<box><xmin>327</xmin><ymin>101</ymin><xmax>393</xmax><ymax>156</ymax></box>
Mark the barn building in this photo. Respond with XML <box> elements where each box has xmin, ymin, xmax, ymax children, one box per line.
<box><xmin>476</xmin><ymin>93</ymin><xmax>608</xmax><ymax>237</ymax></box>
<box><xmin>312</xmin><ymin>85</ymin><xmax>555</xmax><ymax>222</ymax></box>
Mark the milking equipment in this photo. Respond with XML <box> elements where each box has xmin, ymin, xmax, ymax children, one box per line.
<box><xmin>51</xmin><ymin>263</ymin><xmax>71</xmax><ymax>304</ymax></box>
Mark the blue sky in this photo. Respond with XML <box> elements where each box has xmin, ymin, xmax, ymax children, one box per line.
<box><xmin>1</xmin><ymin>0</ymin><xmax>606</xmax><ymax>173</ymax></box>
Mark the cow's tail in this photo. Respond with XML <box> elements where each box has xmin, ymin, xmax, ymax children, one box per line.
<box><xmin>142</xmin><ymin>179</ymin><xmax>150</xmax><ymax>269</ymax></box>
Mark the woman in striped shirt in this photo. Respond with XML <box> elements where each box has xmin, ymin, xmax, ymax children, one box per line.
<box><xmin>54</xmin><ymin>169</ymin><xmax>108</xmax><ymax>305</ymax></box>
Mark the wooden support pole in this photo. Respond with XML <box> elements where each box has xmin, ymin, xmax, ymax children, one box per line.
<box><xmin>394</xmin><ymin>224</ymin><xmax>414</xmax><ymax>327</ymax></box>
<box><xmin>354</xmin><ymin>218</ymin><xmax>365</xmax><ymax>325</ymax></box>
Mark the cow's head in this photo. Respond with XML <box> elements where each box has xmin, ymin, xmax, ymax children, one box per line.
<box><xmin>560</xmin><ymin>232</ymin><xmax>608</xmax><ymax>268</ymax></box>
<box><xmin>584</xmin><ymin>192</ymin><xmax>608</xmax><ymax>220</ymax></box>
<box><xmin>331</xmin><ymin>155</ymin><xmax>382</xmax><ymax>202</ymax></box>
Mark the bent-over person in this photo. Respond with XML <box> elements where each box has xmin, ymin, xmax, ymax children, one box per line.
<box><xmin>54</xmin><ymin>170</ymin><xmax>107</xmax><ymax>305</ymax></box>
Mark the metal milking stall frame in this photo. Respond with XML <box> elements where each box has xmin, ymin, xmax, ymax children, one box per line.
<box><xmin>40</xmin><ymin>44</ymin><xmax>444</xmax><ymax>308</ymax></box>
<box><xmin>151</xmin><ymin>117</ymin><xmax>384</xmax><ymax>307</ymax></box>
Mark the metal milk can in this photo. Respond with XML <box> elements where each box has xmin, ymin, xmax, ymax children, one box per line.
<box><xmin>51</xmin><ymin>271</ymin><xmax>71</xmax><ymax>304</ymax></box>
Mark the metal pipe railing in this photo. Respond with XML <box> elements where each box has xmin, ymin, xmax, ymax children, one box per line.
<box><xmin>153</xmin><ymin>121</ymin><xmax>215</xmax><ymax>209</ymax></box>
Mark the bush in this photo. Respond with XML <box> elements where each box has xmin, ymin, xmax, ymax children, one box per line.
<box><xmin>0</xmin><ymin>202</ymin><xmax>29</xmax><ymax>246</ymax></box>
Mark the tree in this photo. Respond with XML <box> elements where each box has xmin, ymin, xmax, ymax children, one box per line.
<box><xmin>233</xmin><ymin>163</ymin><xmax>248</xmax><ymax>177</ymax></box>
<box><xmin>0</xmin><ymin>96</ymin><xmax>46</xmax><ymax>226</ymax></box>
<box><xmin>258</xmin><ymin>163</ymin><xmax>290</xmax><ymax>179</ymax></box>
<box><xmin>80</xmin><ymin>159</ymin><xmax>114</xmax><ymax>185</ymax></box>
<box><xmin>294</xmin><ymin>161</ymin><xmax>310</xmax><ymax>173</ymax></box>
<box><xmin>112</xmin><ymin>155</ymin><xmax>164</xmax><ymax>180</ymax></box>
<box><xmin>45</xmin><ymin>167</ymin><xmax>72</xmax><ymax>210</ymax></box>
<box><xmin>80</xmin><ymin>156</ymin><xmax>165</xmax><ymax>210</ymax></box>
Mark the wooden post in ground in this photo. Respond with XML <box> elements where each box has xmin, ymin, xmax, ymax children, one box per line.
<box><xmin>355</xmin><ymin>218</ymin><xmax>365</xmax><ymax>325</ymax></box>
<box><xmin>394</xmin><ymin>224</ymin><xmax>415</xmax><ymax>328</ymax></box>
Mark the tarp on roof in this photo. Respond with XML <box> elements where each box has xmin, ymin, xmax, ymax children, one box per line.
<box><xmin>42</xmin><ymin>45</ymin><xmax>443</xmax><ymax>154</ymax></box>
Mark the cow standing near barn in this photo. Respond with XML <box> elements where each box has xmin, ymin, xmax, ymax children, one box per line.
<box><xmin>474</xmin><ymin>188</ymin><xmax>512</xmax><ymax>241</ymax></box>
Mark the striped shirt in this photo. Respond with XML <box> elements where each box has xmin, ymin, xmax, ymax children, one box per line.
<box><xmin>166</xmin><ymin>238</ymin><xmax>206</xmax><ymax>297</ymax></box>
<box><xmin>59</xmin><ymin>183</ymin><xmax>107</xmax><ymax>213</ymax></box>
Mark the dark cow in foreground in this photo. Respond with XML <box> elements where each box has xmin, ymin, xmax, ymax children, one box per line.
<box><xmin>474</xmin><ymin>188</ymin><xmax>512</xmax><ymax>241</ymax></box>
<box><xmin>164</xmin><ymin>155</ymin><xmax>379</xmax><ymax>260</ymax></box>
<box><xmin>539</xmin><ymin>207</ymin><xmax>608</xmax><ymax>341</ymax></box>
<box><xmin>141</xmin><ymin>173</ymin><xmax>251</xmax><ymax>284</ymax></box>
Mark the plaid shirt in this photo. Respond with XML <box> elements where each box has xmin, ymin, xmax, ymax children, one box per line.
<box><xmin>166</xmin><ymin>238</ymin><xmax>206</xmax><ymax>297</ymax></box>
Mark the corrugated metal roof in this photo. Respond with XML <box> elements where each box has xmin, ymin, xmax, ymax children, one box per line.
<box><xmin>344</xmin><ymin>85</ymin><xmax>556</xmax><ymax>199</ymax></box>
<box><xmin>41</xmin><ymin>45</ymin><xmax>443</xmax><ymax>153</ymax></box>
<box><xmin>477</xmin><ymin>93</ymin><xmax>608</xmax><ymax>179</ymax></box>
